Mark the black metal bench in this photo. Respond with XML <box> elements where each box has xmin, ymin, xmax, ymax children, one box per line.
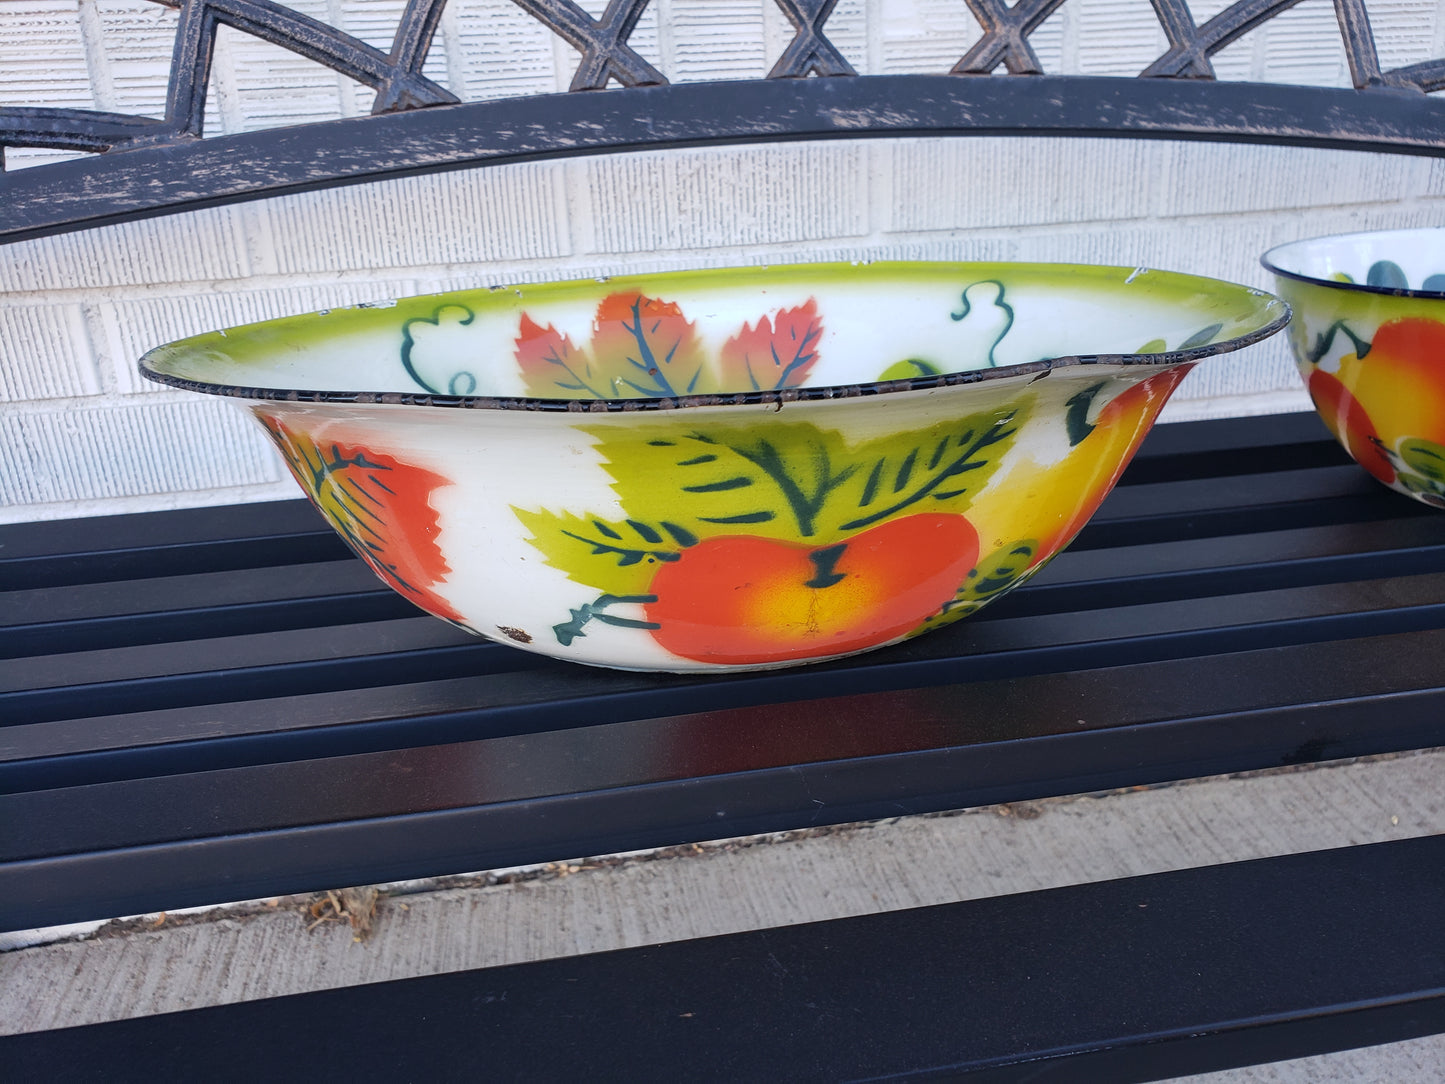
<box><xmin>3</xmin><ymin>1</ymin><xmax>1445</xmax><ymax>1078</ymax></box>
<box><xmin>5</xmin><ymin>411</ymin><xmax>1444</xmax><ymax>1077</ymax></box>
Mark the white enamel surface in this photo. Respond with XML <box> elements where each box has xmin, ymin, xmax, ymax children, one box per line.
<box><xmin>1263</xmin><ymin>228</ymin><xmax>1445</xmax><ymax>291</ymax></box>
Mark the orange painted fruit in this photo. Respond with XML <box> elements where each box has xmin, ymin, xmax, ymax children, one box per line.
<box><xmin>645</xmin><ymin>513</ymin><xmax>980</xmax><ymax>665</ymax></box>
<box><xmin>1330</xmin><ymin>317</ymin><xmax>1445</xmax><ymax>470</ymax></box>
<box><xmin>1307</xmin><ymin>368</ymin><xmax>1394</xmax><ymax>484</ymax></box>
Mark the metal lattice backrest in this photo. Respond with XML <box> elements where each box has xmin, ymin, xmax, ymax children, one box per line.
<box><xmin>3</xmin><ymin>0</ymin><xmax>1445</xmax><ymax>242</ymax></box>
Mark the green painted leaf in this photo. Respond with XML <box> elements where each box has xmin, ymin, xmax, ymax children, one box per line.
<box><xmin>1177</xmin><ymin>323</ymin><xmax>1224</xmax><ymax>350</ymax></box>
<box><xmin>590</xmin><ymin>405</ymin><xmax>1024</xmax><ymax>546</ymax></box>
<box><xmin>552</xmin><ymin>593</ymin><xmax>660</xmax><ymax>646</ymax></box>
<box><xmin>1307</xmin><ymin>319</ymin><xmax>1373</xmax><ymax>364</ymax></box>
<box><xmin>595</xmin><ymin>425</ymin><xmax>858</xmax><ymax>543</ymax></box>
<box><xmin>920</xmin><ymin>538</ymin><xmax>1039</xmax><ymax>631</ymax></box>
<box><xmin>1382</xmin><ymin>437</ymin><xmax>1445</xmax><ymax>505</ymax></box>
<box><xmin>1367</xmin><ymin>260</ymin><xmax>1409</xmax><ymax>289</ymax></box>
<box><xmin>878</xmin><ymin>359</ymin><xmax>942</xmax><ymax>380</ymax></box>
<box><xmin>825</xmin><ymin>410</ymin><xmax>1021</xmax><ymax>534</ymax></box>
<box><xmin>967</xmin><ymin>540</ymin><xmax>1039</xmax><ymax>598</ymax></box>
<box><xmin>512</xmin><ymin>508</ymin><xmax>686</xmax><ymax>595</ymax></box>
<box><xmin>1064</xmin><ymin>381</ymin><xmax>1108</xmax><ymax>447</ymax></box>
<box><xmin>1399</xmin><ymin>438</ymin><xmax>1445</xmax><ymax>482</ymax></box>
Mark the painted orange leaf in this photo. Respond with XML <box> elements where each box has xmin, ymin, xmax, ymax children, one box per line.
<box><xmin>718</xmin><ymin>300</ymin><xmax>823</xmax><ymax>391</ymax></box>
<box><xmin>513</xmin><ymin>292</ymin><xmax>827</xmax><ymax>399</ymax></box>
<box><xmin>515</xmin><ymin>313</ymin><xmax>599</xmax><ymax>398</ymax></box>
<box><xmin>589</xmin><ymin>292</ymin><xmax>706</xmax><ymax>397</ymax></box>
<box><xmin>261</xmin><ymin>417</ymin><xmax>464</xmax><ymax>622</ymax></box>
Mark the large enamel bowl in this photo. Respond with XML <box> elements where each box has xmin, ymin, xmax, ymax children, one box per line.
<box><xmin>142</xmin><ymin>261</ymin><xmax>1287</xmax><ymax>672</ymax></box>
<box><xmin>1264</xmin><ymin>228</ymin><xmax>1445</xmax><ymax>507</ymax></box>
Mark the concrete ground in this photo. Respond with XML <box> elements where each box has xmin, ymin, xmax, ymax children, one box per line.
<box><xmin>4</xmin><ymin>748</ymin><xmax>1443</xmax><ymax>1080</ymax></box>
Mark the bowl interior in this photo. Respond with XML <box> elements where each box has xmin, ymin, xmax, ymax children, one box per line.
<box><xmin>1263</xmin><ymin>228</ymin><xmax>1445</xmax><ymax>294</ymax></box>
<box><xmin>141</xmin><ymin>261</ymin><xmax>1286</xmax><ymax>404</ymax></box>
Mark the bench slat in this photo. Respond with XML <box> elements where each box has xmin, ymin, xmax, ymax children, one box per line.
<box><xmin>3</xmin><ymin>627</ymin><xmax>1441</xmax><ymax>926</ymax></box>
<box><xmin>7</xmin><ymin>627</ymin><xmax>1444</xmax><ymax>860</ymax></box>
<box><xmin>5</xmin><ymin>837</ymin><xmax>1441</xmax><ymax>1081</ymax></box>
<box><xmin>6</xmin><ymin>562</ymin><xmax>1442</xmax><ymax>746</ymax></box>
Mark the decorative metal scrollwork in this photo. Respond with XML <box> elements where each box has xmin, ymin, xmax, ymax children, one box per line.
<box><xmin>2</xmin><ymin>0</ymin><xmax>1444</xmax><ymax>172</ymax></box>
<box><xmin>1142</xmin><ymin>0</ymin><xmax>1296</xmax><ymax>80</ymax></box>
<box><xmin>953</xmin><ymin>0</ymin><xmax>1071</xmax><ymax>76</ymax></box>
<box><xmin>160</xmin><ymin>0</ymin><xmax>456</xmax><ymax>139</ymax></box>
<box><xmin>512</xmin><ymin>0</ymin><xmax>665</xmax><ymax>91</ymax></box>
<box><xmin>2</xmin><ymin>0</ymin><xmax>460</xmax><ymax>163</ymax></box>
<box><xmin>768</xmin><ymin>0</ymin><xmax>856</xmax><ymax>79</ymax></box>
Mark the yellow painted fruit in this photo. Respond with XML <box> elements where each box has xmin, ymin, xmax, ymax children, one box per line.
<box><xmin>966</xmin><ymin>367</ymin><xmax>1189</xmax><ymax>563</ymax></box>
<box><xmin>1335</xmin><ymin>317</ymin><xmax>1445</xmax><ymax>451</ymax></box>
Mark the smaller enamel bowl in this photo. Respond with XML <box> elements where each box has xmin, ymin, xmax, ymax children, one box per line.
<box><xmin>142</xmin><ymin>262</ymin><xmax>1287</xmax><ymax>672</ymax></box>
<box><xmin>1264</xmin><ymin>228</ymin><xmax>1445</xmax><ymax>507</ymax></box>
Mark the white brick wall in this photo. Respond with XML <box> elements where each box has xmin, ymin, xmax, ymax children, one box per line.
<box><xmin>2</xmin><ymin>0</ymin><xmax>1443</xmax><ymax>522</ymax></box>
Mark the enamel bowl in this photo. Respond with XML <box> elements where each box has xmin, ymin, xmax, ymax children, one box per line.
<box><xmin>142</xmin><ymin>261</ymin><xmax>1287</xmax><ymax>672</ymax></box>
<box><xmin>1264</xmin><ymin>228</ymin><xmax>1445</xmax><ymax>507</ymax></box>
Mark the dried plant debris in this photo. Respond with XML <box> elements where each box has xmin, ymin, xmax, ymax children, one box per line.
<box><xmin>305</xmin><ymin>887</ymin><xmax>380</xmax><ymax>940</ymax></box>
<box><xmin>994</xmin><ymin>801</ymin><xmax>1045</xmax><ymax>820</ymax></box>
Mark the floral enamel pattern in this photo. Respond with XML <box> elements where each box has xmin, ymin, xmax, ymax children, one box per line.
<box><xmin>515</xmin><ymin>292</ymin><xmax>824</xmax><ymax>398</ymax></box>
<box><xmin>1326</xmin><ymin>260</ymin><xmax>1445</xmax><ymax>292</ymax></box>
<box><xmin>505</xmin><ymin>287</ymin><xmax>1020</xmax><ymax>664</ymax></box>
<box><xmin>515</xmin><ymin>408</ymin><xmax>1019</xmax><ymax>666</ymax></box>
<box><xmin>260</xmin><ymin>417</ymin><xmax>465</xmax><ymax>621</ymax></box>
<box><xmin>923</xmin><ymin>366</ymin><xmax>1191</xmax><ymax>626</ymax></box>
<box><xmin>1299</xmin><ymin>316</ymin><xmax>1445</xmax><ymax>506</ymax></box>
<box><xmin>508</xmin><ymin>285</ymin><xmax>1205</xmax><ymax>666</ymax></box>
<box><xmin>400</xmin><ymin>291</ymin><xmax>825</xmax><ymax>399</ymax></box>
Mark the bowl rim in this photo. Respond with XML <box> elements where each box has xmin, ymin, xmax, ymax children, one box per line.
<box><xmin>1261</xmin><ymin>226</ymin><xmax>1445</xmax><ymax>300</ymax></box>
<box><xmin>139</xmin><ymin>261</ymin><xmax>1291</xmax><ymax>414</ymax></box>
